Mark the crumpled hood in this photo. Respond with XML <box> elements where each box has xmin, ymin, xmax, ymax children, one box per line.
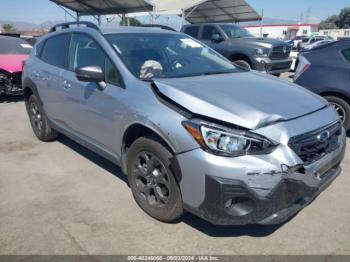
<box><xmin>153</xmin><ymin>72</ymin><xmax>327</xmax><ymax>130</ymax></box>
<box><xmin>0</xmin><ymin>55</ymin><xmax>28</xmax><ymax>73</ymax></box>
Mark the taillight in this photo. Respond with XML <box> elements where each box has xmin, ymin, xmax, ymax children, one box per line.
<box><xmin>294</xmin><ymin>55</ymin><xmax>310</xmax><ymax>81</ymax></box>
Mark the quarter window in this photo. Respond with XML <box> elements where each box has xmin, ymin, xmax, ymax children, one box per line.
<box><xmin>105</xmin><ymin>59</ymin><xmax>122</xmax><ymax>86</ymax></box>
<box><xmin>41</xmin><ymin>34</ymin><xmax>70</xmax><ymax>68</ymax></box>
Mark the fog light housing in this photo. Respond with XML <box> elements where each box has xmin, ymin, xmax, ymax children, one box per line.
<box><xmin>224</xmin><ymin>197</ymin><xmax>255</xmax><ymax>216</ymax></box>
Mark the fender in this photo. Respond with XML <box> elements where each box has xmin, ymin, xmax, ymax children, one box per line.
<box><xmin>23</xmin><ymin>77</ymin><xmax>43</xmax><ymax>106</ymax></box>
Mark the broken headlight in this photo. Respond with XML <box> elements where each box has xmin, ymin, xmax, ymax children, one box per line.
<box><xmin>183</xmin><ymin>120</ymin><xmax>277</xmax><ymax>157</ymax></box>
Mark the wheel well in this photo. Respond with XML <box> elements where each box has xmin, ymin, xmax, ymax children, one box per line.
<box><xmin>23</xmin><ymin>87</ymin><xmax>33</xmax><ymax>102</ymax></box>
<box><xmin>229</xmin><ymin>54</ymin><xmax>252</xmax><ymax>67</ymax></box>
<box><xmin>319</xmin><ymin>91</ymin><xmax>350</xmax><ymax>104</ymax></box>
<box><xmin>122</xmin><ymin>124</ymin><xmax>174</xmax><ymax>154</ymax></box>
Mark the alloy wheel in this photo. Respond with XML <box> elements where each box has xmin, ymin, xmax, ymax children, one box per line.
<box><xmin>330</xmin><ymin>102</ymin><xmax>346</xmax><ymax>124</ymax></box>
<box><xmin>30</xmin><ymin>102</ymin><xmax>43</xmax><ymax>133</ymax></box>
<box><xmin>132</xmin><ymin>151</ymin><xmax>170</xmax><ymax>208</ymax></box>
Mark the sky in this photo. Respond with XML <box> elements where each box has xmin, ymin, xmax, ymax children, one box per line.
<box><xmin>0</xmin><ymin>0</ymin><xmax>349</xmax><ymax>25</ymax></box>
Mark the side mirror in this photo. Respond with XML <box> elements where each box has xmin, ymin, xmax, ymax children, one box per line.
<box><xmin>212</xmin><ymin>33</ymin><xmax>223</xmax><ymax>43</ymax></box>
<box><xmin>75</xmin><ymin>65</ymin><xmax>106</xmax><ymax>91</ymax></box>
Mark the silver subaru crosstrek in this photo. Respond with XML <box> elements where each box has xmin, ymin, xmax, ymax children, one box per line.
<box><xmin>23</xmin><ymin>22</ymin><xmax>346</xmax><ymax>225</ymax></box>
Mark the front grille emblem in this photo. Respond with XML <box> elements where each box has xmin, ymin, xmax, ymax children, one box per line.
<box><xmin>283</xmin><ymin>46</ymin><xmax>287</xmax><ymax>54</ymax></box>
<box><xmin>317</xmin><ymin>131</ymin><xmax>330</xmax><ymax>142</ymax></box>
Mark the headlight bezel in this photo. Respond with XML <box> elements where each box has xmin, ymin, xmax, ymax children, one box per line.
<box><xmin>182</xmin><ymin>120</ymin><xmax>278</xmax><ymax>157</ymax></box>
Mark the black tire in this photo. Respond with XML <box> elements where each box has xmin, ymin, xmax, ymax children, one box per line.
<box><xmin>324</xmin><ymin>95</ymin><xmax>350</xmax><ymax>130</ymax></box>
<box><xmin>26</xmin><ymin>94</ymin><xmax>59</xmax><ymax>141</ymax></box>
<box><xmin>233</xmin><ymin>60</ymin><xmax>251</xmax><ymax>70</ymax></box>
<box><xmin>272</xmin><ymin>73</ymin><xmax>281</xmax><ymax>77</ymax></box>
<box><xmin>126</xmin><ymin>136</ymin><xmax>183</xmax><ymax>222</ymax></box>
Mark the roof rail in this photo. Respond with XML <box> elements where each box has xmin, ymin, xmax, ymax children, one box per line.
<box><xmin>49</xmin><ymin>21</ymin><xmax>100</xmax><ymax>33</ymax></box>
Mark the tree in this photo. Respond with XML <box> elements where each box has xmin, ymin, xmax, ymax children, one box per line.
<box><xmin>120</xmin><ymin>17</ymin><xmax>142</xmax><ymax>26</ymax></box>
<box><xmin>319</xmin><ymin>15</ymin><xmax>339</xmax><ymax>29</ymax></box>
<box><xmin>2</xmin><ymin>24</ymin><xmax>17</xmax><ymax>33</ymax></box>
<box><xmin>336</xmin><ymin>7</ymin><xmax>350</xmax><ymax>29</ymax></box>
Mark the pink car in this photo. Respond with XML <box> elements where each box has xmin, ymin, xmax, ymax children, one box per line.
<box><xmin>0</xmin><ymin>35</ymin><xmax>32</xmax><ymax>96</ymax></box>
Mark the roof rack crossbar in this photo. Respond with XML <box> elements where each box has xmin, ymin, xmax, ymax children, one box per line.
<box><xmin>49</xmin><ymin>21</ymin><xmax>100</xmax><ymax>33</ymax></box>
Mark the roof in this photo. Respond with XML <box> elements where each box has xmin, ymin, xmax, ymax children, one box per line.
<box><xmin>49</xmin><ymin>0</ymin><xmax>153</xmax><ymax>15</ymax></box>
<box><xmin>183</xmin><ymin>0</ymin><xmax>262</xmax><ymax>23</ymax></box>
<box><xmin>101</xmin><ymin>26</ymin><xmax>180</xmax><ymax>35</ymax></box>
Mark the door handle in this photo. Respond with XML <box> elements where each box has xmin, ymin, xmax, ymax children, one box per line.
<box><xmin>62</xmin><ymin>80</ymin><xmax>71</xmax><ymax>89</ymax></box>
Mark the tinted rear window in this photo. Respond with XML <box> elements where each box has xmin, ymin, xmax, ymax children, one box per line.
<box><xmin>41</xmin><ymin>34</ymin><xmax>70</xmax><ymax>68</ymax></box>
<box><xmin>184</xmin><ymin>26</ymin><xmax>199</xmax><ymax>38</ymax></box>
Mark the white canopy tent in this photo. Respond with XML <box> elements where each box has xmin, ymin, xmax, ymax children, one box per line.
<box><xmin>50</xmin><ymin>0</ymin><xmax>153</xmax><ymax>16</ymax></box>
<box><xmin>155</xmin><ymin>0</ymin><xmax>261</xmax><ymax>23</ymax></box>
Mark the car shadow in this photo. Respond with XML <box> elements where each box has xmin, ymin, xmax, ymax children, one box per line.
<box><xmin>0</xmin><ymin>95</ymin><xmax>24</xmax><ymax>103</ymax></box>
<box><xmin>57</xmin><ymin>135</ymin><xmax>284</xmax><ymax>237</ymax></box>
<box><xmin>57</xmin><ymin>135</ymin><xmax>128</xmax><ymax>184</ymax></box>
<box><xmin>180</xmin><ymin>212</ymin><xmax>284</xmax><ymax>237</ymax></box>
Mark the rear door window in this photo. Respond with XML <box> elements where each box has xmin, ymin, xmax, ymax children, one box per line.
<box><xmin>184</xmin><ymin>26</ymin><xmax>200</xmax><ymax>39</ymax></box>
<box><xmin>41</xmin><ymin>34</ymin><xmax>70</xmax><ymax>68</ymax></box>
<box><xmin>202</xmin><ymin>26</ymin><xmax>220</xmax><ymax>40</ymax></box>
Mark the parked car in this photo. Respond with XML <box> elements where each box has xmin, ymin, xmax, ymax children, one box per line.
<box><xmin>298</xmin><ymin>35</ymin><xmax>333</xmax><ymax>50</ymax></box>
<box><xmin>181</xmin><ymin>23</ymin><xmax>292</xmax><ymax>76</ymax></box>
<box><xmin>292</xmin><ymin>35</ymin><xmax>307</xmax><ymax>50</ymax></box>
<box><xmin>301</xmin><ymin>39</ymin><xmax>334</xmax><ymax>51</ymax></box>
<box><xmin>0</xmin><ymin>35</ymin><xmax>32</xmax><ymax>97</ymax></box>
<box><xmin>23</xmin><ymin>22</ymin><xmax>346</xmax><ymax>225</ymax></box>
<box><xmin>294</xmin><ymin>40</ymin><xmax>350</xmax><ymax>129</ymax></box>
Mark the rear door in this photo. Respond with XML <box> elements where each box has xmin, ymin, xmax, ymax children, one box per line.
<box><xmin>60</xmin><ymin>33</ymin><xmax>125</xmax><ymax>152</ymax></box>
<box><xmin>36</xmin><ymin>33</ymin><xmax>71</xmax><ymax>122</ymax></box>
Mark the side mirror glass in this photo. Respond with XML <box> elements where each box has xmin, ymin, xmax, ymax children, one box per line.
<box><xmin>212</xmin><ymin>33</ymin><xmax>223</xmax><ymax>43</ymax></box>
<box><xmin>75</xmin><ymin>65</ymin><xmax>106</xmax><ymax>91</ymax></box>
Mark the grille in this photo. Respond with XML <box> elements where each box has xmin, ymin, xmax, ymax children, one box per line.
<box><xmin>269</xmin><ymin>45</ymin><xmax>291</xmax><ymax>60</ymax></box>
<box><xmin>288</xmin><ymin>122</ymin><xmax>342</xmax><ymax>165</ymax></box>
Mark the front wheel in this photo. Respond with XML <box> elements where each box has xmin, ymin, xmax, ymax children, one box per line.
<box><xmin>324</xmin><ymin>95</ymin><xmax>350</xmax><ymax>130</ymax></box>
<box><xmin>127</xmin><ymin>136</ymin><xmax>183</xmax><ymax>222</ymax></box>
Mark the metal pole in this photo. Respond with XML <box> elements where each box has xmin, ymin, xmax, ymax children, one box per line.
<box><xmin>260</xmin><ymin>8</ymin><xmax>264</xmax><ymax>37</ymax></box>
<box><xmin>121</xmin><ymin>13</ymin><xmax>126</xmax><ymax>26</ymax></box>
<box><xmin>97</xmin><ymin>15</ymin><xmax>102</xmax><ymax>26</ymax></box>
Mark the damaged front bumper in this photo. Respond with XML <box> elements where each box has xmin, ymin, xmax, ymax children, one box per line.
<box><xmin>0</xmin><ymin>71</ymin><xmax>23</xmax><ymax>96</ymax></box>
<box><xmin>177</xmin><ymin>126</ymin><xmax>346</xmax><ymax>226</ymax></box>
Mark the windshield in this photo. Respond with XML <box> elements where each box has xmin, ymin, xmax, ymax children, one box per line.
<box><xmin>106</xmin><ymin>33</ymin><xmax>237</xmax><ymax>79</ymax></box>
<box><xmin>219</xmin><ymin>25</ymin><xmax>253</xmax><ymax>39</ymax></box>
<box><xmin>302</xmin><ymin>38</ymin><xmax>310</xmax><ymax>43</ymax></box>
<box><xmin>0</xmin><ymin>37</ymin><xmax>32</xmax><ymax>55</ymax></box>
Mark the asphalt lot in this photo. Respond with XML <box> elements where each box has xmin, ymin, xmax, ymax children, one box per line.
<box><xmin>0</xmin><ymin>73</ymin><xmax>350</xmax><ymax>255</ymax></box>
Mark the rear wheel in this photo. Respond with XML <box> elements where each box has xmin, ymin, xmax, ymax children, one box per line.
<box><xmin>26</xmin><ymin>94</ymin><xmax>59</xmax><ymax>141</ymax></box>
<box><xmin>324</xmin><ymin>95</ymin><xmax>350</xmax><ymax>130</ymax></box>
<box><xmin>127</xmin><ymin>136</ymin><xmax>183</xmax><ymax>222</ymax></box>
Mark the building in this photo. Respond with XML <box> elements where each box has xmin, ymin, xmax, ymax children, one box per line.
<box><xmin>244</xmin><ymin>24</ymin><xmax>319</xmax><ymax>40</ymax></box>
<box><xmin>319</xmin><ymin>29</ymin><xmax>350</xmax><ymax>40</ymax></box>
